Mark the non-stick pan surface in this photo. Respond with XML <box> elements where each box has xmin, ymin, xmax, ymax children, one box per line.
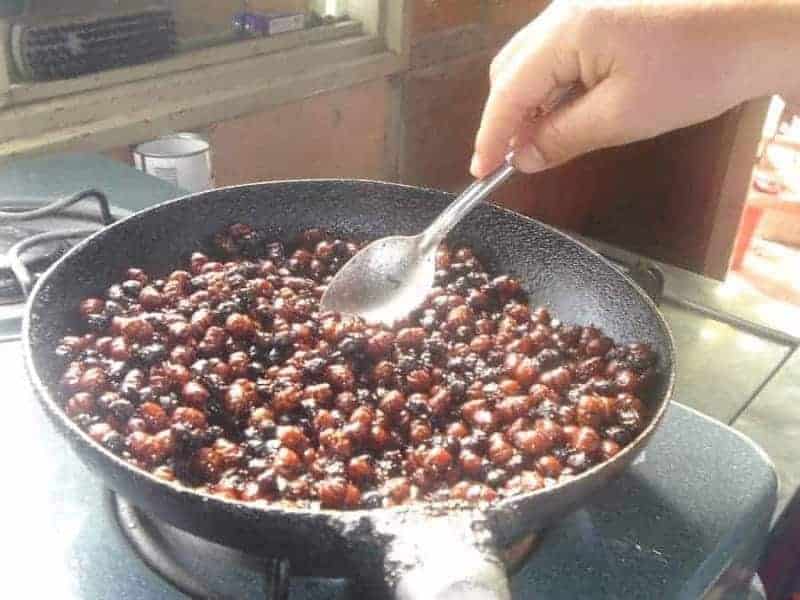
<box><xmin>24</xmin><ymin>180</ymin><xmax>675</xmax><ymax>599</ymax></box>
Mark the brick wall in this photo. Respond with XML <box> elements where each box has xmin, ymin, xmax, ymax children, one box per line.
<box><xmin>401</xmin><ymin>0</ymin><xmax>528</xmax><ymax>193</ymax></box>
<box><xmin>167</xmin><ymin>0</ymin><xmax>599</xmax><ymax>232</ymax></box>
<box><xmin>104</xmin><ymin>79</ymin><xmax>392</xmax><ymax>184</ymax></box>
<box><xmin>411</xmin><ymin>0</ymin><xmax>483</xmax><ymax>36</ymax></box>
<box><xmin>208</xmin><ymin>79</ymin><xmax>390</xmax><ymax>184</ymax></box>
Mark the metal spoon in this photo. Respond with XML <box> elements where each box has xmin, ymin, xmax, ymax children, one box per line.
<box><xmin>320</xmin><ymin>155</ymin><xmax>517</xmax><ymax>326</ymax></box>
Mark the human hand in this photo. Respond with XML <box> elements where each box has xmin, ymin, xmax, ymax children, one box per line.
<box><xmin>471</xmin><ymin>0</ymin><xmax>800</xmax><ymax>178</ymax></box>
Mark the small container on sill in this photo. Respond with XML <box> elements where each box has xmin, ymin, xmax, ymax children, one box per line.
<box><xmin>133</xmin><ymin>133</ymin><xmax>214</xmax><ymax>194</ymax></box>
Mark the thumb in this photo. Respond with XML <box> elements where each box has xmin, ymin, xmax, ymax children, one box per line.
<box><xmin>513</xmin><ymin>81</ymin><xmax>628</xmax><ymax>173</ymax></box>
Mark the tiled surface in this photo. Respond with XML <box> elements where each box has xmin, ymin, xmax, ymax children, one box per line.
<box><xmin>660</xmin><ymin>302</ymin><xmax>792</xmax><ymax>424</ymax></box>
<box><xmin>735</xmin><ymin>348</ymin><xmax>800</xmax><ymax>519</ymax></box>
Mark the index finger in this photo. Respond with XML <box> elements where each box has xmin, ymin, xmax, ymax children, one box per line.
<box><xmin>472</xmin><ymin>28</ymin><xmax>579</xmax><ymax>177</ymax></box>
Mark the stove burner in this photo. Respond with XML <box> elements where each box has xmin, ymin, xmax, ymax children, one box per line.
<box><xmin>111</xmin><ymin>492</ymin><xmax>538</xmax><ymax>600</ymax></box>
<box><xmin>0</xmin><ymin>190</ymin><xmax>112</xmax><ymax>303</ymax></box>
<box><xmin>8</xmin><ymin>229</ymin><xmax>100</xmax><ymax>297</ymax></box>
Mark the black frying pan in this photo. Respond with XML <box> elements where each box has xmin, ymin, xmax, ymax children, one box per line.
<box><xmin>23</xmin><ymin>180</ymin><xmax>675</xmax><ymax>599</ymax></box>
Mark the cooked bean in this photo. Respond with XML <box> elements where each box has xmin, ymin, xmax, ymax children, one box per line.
<box><xmin>56</xmin><ymin>226</ymin><xmax>656</xmax><ymax>510</ymax></box>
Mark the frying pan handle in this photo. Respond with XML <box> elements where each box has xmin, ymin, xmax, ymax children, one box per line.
<box><xmin>393</xmin><ymin>551</ymin><xmax>510</xmax><ymax>600</ymax></box>
<box><xmin>379</xmin><ymin>513</ymin><xmax>511</xmax><ymax>600</ymax></box>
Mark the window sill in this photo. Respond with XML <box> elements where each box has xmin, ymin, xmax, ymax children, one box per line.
<box><xmin>7</xmin><ymin>20</ymin><xmax>362</xmax><ymax>107</ymax></box>
<box><xmin>0</xmin><ymin>35</ymin><xmax>405</xmax><ymax>163</ymax></box>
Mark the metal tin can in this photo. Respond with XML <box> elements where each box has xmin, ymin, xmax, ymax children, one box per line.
<box><xmin>133</xmin><ymin>133</ymin><xmax>214</xmax><ymax>193</ymax></box>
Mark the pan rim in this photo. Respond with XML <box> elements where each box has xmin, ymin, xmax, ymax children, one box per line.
<box><xmin>22</xmin><ymin>177</ymin><xmax>676</xmax><ymax>522</ymax></box>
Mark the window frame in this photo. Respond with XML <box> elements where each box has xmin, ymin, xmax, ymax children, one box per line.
<box><xmin>0</xmin><ymin>0</ymin><xmax>408</xmax><ymax>161</ymax></box>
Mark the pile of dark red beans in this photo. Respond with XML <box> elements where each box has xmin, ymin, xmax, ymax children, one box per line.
<box><xmin>56</xmin><ymin>225</ymin><xmax>657</xmax><ymax>510</ymax></box>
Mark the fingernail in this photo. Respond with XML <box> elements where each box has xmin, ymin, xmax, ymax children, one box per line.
<box><xmin>515</xmin><ymin>144</ymin><xmax>547</xmax><ymax>173</ymax></box>
<box><xmin>470</xmin><ymin>153</ymin><xmax>482</xmax><ymax>177</ymax></box>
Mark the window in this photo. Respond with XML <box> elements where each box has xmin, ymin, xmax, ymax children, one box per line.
<box><xmin>0</xmin><ymin>0</ymin><xmax>407</xmax><ymax>160</ymax></box>
<box><xmin>178</xmin><ymin>2</ymin><xmax>351</xmax><ymax>51</ymax></box>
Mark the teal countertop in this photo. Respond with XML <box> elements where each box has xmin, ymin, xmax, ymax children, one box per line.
<box><xmin>0</xmin><ymin>152</ymin><xmax>185</xmax><ymax>211</ymax></box>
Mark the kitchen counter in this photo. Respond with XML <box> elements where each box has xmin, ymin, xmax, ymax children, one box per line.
<box><xmin>736</xmin><ymin>349</ymin><xmax>800</xmax><ymax>525</ymax></box>
<box><xmin>0</xmin><ymin>152</ymin><xmax>185</xmax><ymax>210</ymax></box>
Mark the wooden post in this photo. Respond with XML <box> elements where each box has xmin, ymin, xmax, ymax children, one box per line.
<box><xmin>0</xmin><ymin>20</ymin><xmax>11</xmax><ymax>109</ymax></box>
<box><xmin>730</xmin><ymin>205</ymin><xmax>765</xmax><ymax>272</ymax></box>
<box><xmin>704</xmin><ymin>96</ymin><xmax>772</xmax><ymax>279</ymax></box>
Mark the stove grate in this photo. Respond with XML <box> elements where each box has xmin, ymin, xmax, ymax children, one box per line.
<box><xmin>0</xmin><ymin>189</ymin><xmax>113</xmax><ymax>301</ymax></box>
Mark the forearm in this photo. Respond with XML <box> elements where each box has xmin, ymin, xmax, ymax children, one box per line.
<box><xmin>473</xmin><ymin>0</ymin><xmax>800</xmax><ymax>176</ymax></box>
<box><xmin>589</xmin><ymin>0</ymin><xmax>800</xmax><ymax>100</ymax></box>
<box><xmin>702</xmin><ymin>0</ymin><xmax>800</xmax><ymax>101</ymax></box>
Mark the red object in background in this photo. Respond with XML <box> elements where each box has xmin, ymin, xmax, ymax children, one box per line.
<box><xmin>753</xmin><ymin>172</ymin><xmax>783</xmax><ymax>195</ymax></box>
<box><xmin>730</xmin><ymin>205</ymin><xmax>765</xmax><ymax>272</ymax></box>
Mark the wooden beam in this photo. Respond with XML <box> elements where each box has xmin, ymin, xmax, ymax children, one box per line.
<box><xmin>0</xmin><ymin>21</ymin><xmax>10</xmax><ymax>108</ymax></box>
<box><xmin>0</xmin><ymin>51</ymin><xmax>403</xmax><ymax>162</ymax></box>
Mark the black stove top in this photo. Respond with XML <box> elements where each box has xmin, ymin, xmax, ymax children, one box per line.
<box><xmin>0</xmin><ymin>220</ymin><xmax>57</xmax><ymax>301</ymax></box>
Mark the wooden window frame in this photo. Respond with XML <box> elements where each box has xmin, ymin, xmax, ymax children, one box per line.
<box><xmin>0</xmin><ymin>0</ymin><xmax>409</xmax><ymax>161</ymax></box>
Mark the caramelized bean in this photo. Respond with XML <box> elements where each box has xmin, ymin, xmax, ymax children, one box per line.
<box><xmin>56</xmin><ymin>226</ymin><xmax>656</xmax><ymax>509</ymax></box>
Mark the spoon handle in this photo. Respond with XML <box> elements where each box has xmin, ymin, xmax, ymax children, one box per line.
<box><xmin>418</xmin><ymin>84</ymin><xmax>584</xmax><ymax>254</ymax></box>
<box><xmin>419</xmin><ymin>154</ymin><xmax>517</xmax><ymax>253</ymax></box>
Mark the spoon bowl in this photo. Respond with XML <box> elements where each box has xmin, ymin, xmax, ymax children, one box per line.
<box><xmin>321</xmin><ymin>157</ymin><xmax>516</xmax><ymax>325</ymax></box>
<box><xmin>320</xmin><ymin>234</ymin><xmax>437</xmax><ymax>325</ymax></box>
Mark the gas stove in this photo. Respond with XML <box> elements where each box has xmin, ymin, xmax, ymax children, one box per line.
<box><xmin>0</xmin><ymin>190</ymin><xmax>124</xmax><ymax>326</ymax></box>
<box><xmin>1</xmin><ymin>153</ymin><xmax>796</xmax><ymax>599</ymax></box>
<box><xmin>0</xmin><ymin>153</ymin><xmax>178</xmax><ymax>337</ymax></box>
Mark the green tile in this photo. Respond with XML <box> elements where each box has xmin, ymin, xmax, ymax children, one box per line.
<box><xmin>660</xmin><ymin>303</ymin><xmax>791</xmax><ymax>423</ymax></box>
<box><xmin>734</xmin><ymin>348</ymin><xmax>800</xmax><ymax>519</ymax></box>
